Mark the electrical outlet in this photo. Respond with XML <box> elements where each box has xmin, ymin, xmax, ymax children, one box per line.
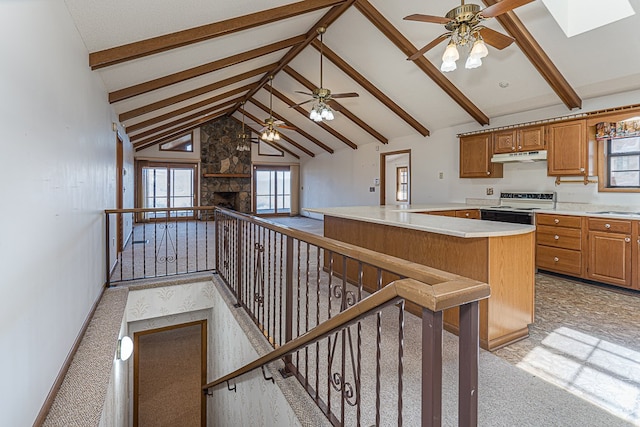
<box><xmin>486</xmin><ymin>187</ymin><xmax>494</xmax><ymax>195</ymax></box>
<box><xmin>369</xmin><ymin>187</ymin><xmax>375</xmax><ymax>192</ymax></box>
<box><xmin>438</xmin><ymin>172</ymin><xmax>444</xmax><ymax>179</ymax></box>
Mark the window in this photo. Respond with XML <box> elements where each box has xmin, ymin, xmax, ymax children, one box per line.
<box><xmin>159</xmin><ymin>133</ymin><xmax>193</xmax><ymax>152</ymax></box>
<box><xmin>396</xmin><ymin>166</ymin><xmax>408</xmax><ymax>202</ymax></box>
<box><xmin>606</xmin><ymin>137</ymin><xmax>640</xmax><ymax>188</ymax></box>
<box><xmin>254</xmin><ymin>166</ymin><xmax>290</xmax><ymax>215</ymax></box>
<box><xmin>137</xmin><ymin>161</ymin><xmax>198</xmax><ymax>219</ymax></box>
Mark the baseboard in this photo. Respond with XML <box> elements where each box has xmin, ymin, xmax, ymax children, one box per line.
<box><xmin>33</xmin><ymin>285</ymin><xmax>107</xmax><ymax>426</ymax></box>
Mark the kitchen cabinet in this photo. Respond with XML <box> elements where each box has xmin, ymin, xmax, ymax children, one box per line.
<box><xmin>587</xmin><ymin>218</ymin><xmax>632</xmax><ymax>287</ymax></box>
<box><xmin>459</xmin><ymin>134</ymin><xmax>503</xmax><ymax>178</ymax></box>
<box><xmin>493</xmin><ymin>125</ymin><xmax>545</xmax><ymax>154</ymax></box>
<box><xmin>421</xmin><ymin>210</ymin><xmax>456</xmax><ymax>217</ymax></box>
<box><xmin>536</xmin><ymin>213</ymin><xmax>584</xmax><ymax>276</ymax></box>
<box><xmin>455</xmin><ymin>209</ymin><xmax>480</xmax><ymax>219</ymax></box>
<box><xmin>634</xmin><ymin>222</ymin><xmax>640</xmax><ymax>290</ymax></box>
<box><xmin>547</xmin><ymin>119</ymin><xmax>587</xmax><ymax>176</ymax></box>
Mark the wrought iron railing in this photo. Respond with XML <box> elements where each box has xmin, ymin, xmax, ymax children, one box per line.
<box><xmin>104</xmin><ymin>207</ymin><xmax>216</xmax><ymax>285</ymax></box>
<box><xmin>208</xmin><ymin>207</ymin><xmax>490</xmax><ymax>426</ymax></box>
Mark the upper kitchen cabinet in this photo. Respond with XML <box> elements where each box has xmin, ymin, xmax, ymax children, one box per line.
<box><xmin>547</xmin><ymin>119</ymin><xmax>587</xmax><ymax>176</ymax></box>
<box><xmin>493</xmin><ymin>125</ymin><xmax>545</xmax><ymax>154</ymax></box>
<box><xmin>460</xmin><ymin>134</ymin><xmax>503</xmax><ymax>178</ymax></box>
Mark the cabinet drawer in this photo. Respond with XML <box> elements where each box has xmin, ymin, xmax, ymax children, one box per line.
<box><xmin>536</xmin><ymin>245</ymin><xmax>582</xmax><ymax>275</ymax></box>
<box><xmin>536</xmin><ymin>214</ymin><xmax>582</xmax><ymax>229</ymax></box>
<box><xmin>419</xmin><ymin>210</ymin><xmax>456</xmax><ymax>217</ymax></box>
<box><xmin>588</xmin><ymin>218</ymin><xmax>632</xmax><ymax>233</ymax></box>
<box><xmin>536</xmin><ymin>225</ymin><xmax>582</xmax><ymax>250</ymax></box>
<box><xmin>455</xmin><ymin>209</ymin><xmax>480</xmax><ymax>219</ymax></box>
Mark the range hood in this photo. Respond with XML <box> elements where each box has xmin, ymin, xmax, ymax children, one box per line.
<box><xmin>491</xmin><ymin>150</ymin><xmax>547</xmax><ymax>163</ymax></box>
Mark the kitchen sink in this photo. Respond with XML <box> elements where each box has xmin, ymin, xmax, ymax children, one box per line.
<box><xmin>586</xmin><ymin>211</ymin><xmax>640</xmax><ymax>216</ymax></box>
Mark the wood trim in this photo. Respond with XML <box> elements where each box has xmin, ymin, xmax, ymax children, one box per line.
<box><xmin>596</xmin><ymin>137</ymin><xmax>640</xmax><ymax>193</ymax></box>
<box><xmin>482</xmin><ymin>0</ymin><xmax>581</xmax><ymax>110</ymax></box>
<box><xmin>132</xmin><ymin>107</ymin><xmax>232</xmax><ymax>148</ymax></box>
<box><xmin>33</xmin><ymin>286</ymin><xmax>107</xmax><ymax>426</ymax></box>
<box><xmin>203</xmin><ymin>173</ymin><xmax>251</xmax><ymax>178</ymax></box>
<box><xmin>133</xmin><ymin>320</ymin><xmax>208</xmax><ymax>427</ymax></box>
<box><xmin>270</xmin><ymin>86</ymin><xmax>358</xmax><ymax>150</ymax></box>
<box><xmin>229</xmin><ymin>0</ymin><xmax>357</xmax><ymax>116</ymax></box>
<box><xmin>119</xmin><ymin>64</ymin><xmax>276</xmax><ymax>123</ymax></box>
<box><xmin>283</xmin><ymin>66</ymin><xmax>388</xmax><ymax>144</ymax></box>
<box><xmin>129</xmin><ymin>99</ymin><xmax>239</xmax><ymax>141</ymax></box>
<box><xmin>311</xmin><ymin>39</ymin><xmax>431</xmax><ymax>136</ymax></box>
<box><xmin>108</xmin><ymin>36</ymin><xmax>305</xmax><ymax>103</ymax></box>
<box><xmin>127</xmin><ymin>86</ymin><xmax>247</xmax><ymax>134</ymax></box>
<box><xmin>230</xmin><ymin>115</ymin><xmax>304</xmax><ymax>159</ymax></box>
<box><xmin>90</xmin><ymin>0</ymin><xmax>347</xmax><ymax>69</ymax></box>
<box><xmin>249</xmin><ymin>98</ymin><xmax>334</xmax><ymax>154</ymax></box>
<box><xmin>354</xmin><ymin>0</ymin><xmax>489</xmax><ymax>127</ymax></box>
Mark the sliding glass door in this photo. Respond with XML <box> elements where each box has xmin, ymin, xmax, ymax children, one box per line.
<box><xmin>254</xmin><ymin>166</ymin><xmax>290</xmax><ymax>215</ymax></box>
<box><xmin>138</xmin><ymin>162</ymin><xmax>198</xmax><ymax>219</ymax></box>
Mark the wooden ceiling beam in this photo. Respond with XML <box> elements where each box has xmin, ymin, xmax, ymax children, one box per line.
<box><xmin>231</xmin><ymin>115</ymin><xmax>302</xmax><ymax>159</ymax></box>
<box><xmin>249</xmin><ymin>98</ymin><xmax>334</xmax><ymax>154</ymax></box>
<box><xmin>311</xmin><ymin>39</ymin><xmax>430</xmax><ymax>136</ymax></box>
<box><xmin>125</xmin><ymin>84</ymin><xmax>253</xmax><ymax>133</ymax></box>
<box><xmin>270</xmin><ymin>87</ymin><xmax>358</xmax><ymax>149</ymax></box>
<box><xmin>230</xmin><ymin>0</ymin><xmax>357</xmax><ymax>116</ymax></box>
<box><xmin>482</xmin><ymin>0</ymin><xmax>582</xmax><ymax>110</ymax></box>
<box><xmin>239</xmin><ymin>109</ymin><xmax>314</xmax><ymax>158</ymax></box>
<box><xmin>119</xmin><ymin>63</ymin><xmax>276</xmax><ymax>123</ymax></box>
<box><xmin>108</xmin><ymin>35</ymin><xmax>305</xmax><ymax>103</ymax></box>
<box><xmin>134</xmin><ymin>110</ymin><xmax>231</xmax><ymax>151</ymax></box>
<box><xmin>129</xmin><ymin>98</ymin><xmax>240</xmax><ymax>142</ymax></box>
<box><xmin>283</xmin><ymin>66</ymin><xmax>388</xmax><ymax>144</ymax></box>
<box><xmin>354</xmin><ymin>0</ymin><xmax>490</xmax><ymax>126</ymax></box>
<box><xmin>90</xmin><ymin>0</ymin><xmax>347</xmax><ymax>69</ymax></box>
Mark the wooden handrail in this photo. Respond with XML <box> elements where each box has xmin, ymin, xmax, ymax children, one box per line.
<box><xmin>203</xmin><ymin>277</ymin><xmax>489</xmax><ymax>392</ymax></box>
<box><xmin>104</xmin><ymin>206</ymin><xmax>216</xmax><ymax>214</ymax></box>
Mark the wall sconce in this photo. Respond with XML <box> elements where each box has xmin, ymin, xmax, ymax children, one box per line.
<box><xmin>117</xmin><ymin>336</ymin><xmax>133</xmax><ymax>361</ymax></box>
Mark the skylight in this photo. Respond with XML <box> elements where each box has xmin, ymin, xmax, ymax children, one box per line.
<box><xmin>542</xmin><ymin>0</ymin><xmax>636</xmax><ymax>37</ymax></box>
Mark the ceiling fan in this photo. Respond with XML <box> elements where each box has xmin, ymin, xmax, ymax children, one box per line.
<box><xmin>404</xmin><ymin>0</ymin><xmax>534</xmax><ymax>71</ymax></box>
<box><xmin>258</xmin><ymin>76</ymin><xmax>296</xmax><ymax>142</ymax></box>
<box><xmin>291</xmin><ymin>27</ymin><xmax>359</xmax><ymax>122</ymax></box>
<box><xmin>236</xmin><ymin>102</ymin><xmax>260</xmax><ymax>151</ymax></box>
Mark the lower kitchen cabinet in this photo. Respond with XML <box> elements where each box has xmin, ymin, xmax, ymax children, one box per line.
<box><xmin>536</xmin><ymin>213</ymin><xmax>584</xmax><ymax>276</ymax></box>
<box><xmin>419</xmin><ymin>209</ymin><xmax>480</xmax><ymax>219</ymax></box>
<box><xmin>587</xmin><ymin>218</ymin><xmax>633</xmax><ymax>288</ymax></box>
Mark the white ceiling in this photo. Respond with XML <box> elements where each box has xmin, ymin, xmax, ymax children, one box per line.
<box><xmin>63</xmin><ymin>0</ymin><xmax>640</xmax><ymax>157</ymax></box>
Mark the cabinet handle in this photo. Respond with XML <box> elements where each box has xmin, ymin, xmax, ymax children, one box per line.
<box><xmin>554</xmin><ymin>235</ymin><xmax>559</xmax><ymax>240</ymax></box>
<box><xmin>518</xmin><ymin>145</ymin><xmax>522</xmax><ymax>149</ymax></box>
<box><xmin>580</xmin><ymin>167</ymin><xmax>585</xmax><ymax>172</ymax></box>
<box><xmin>487</xmin><ymin>171</ymin><xmax>490</xmax><ymax>175</ymax></box>
<box><xmin>554</xmin><ymin>218</ymin><xmax>559</xmax><ymax>224</ymax></box>
<box><xmin>625</xmin><ymin>237</ymin><xmax>631</xmax><ymax>243</ymax></box>
<box><xmin>465</xmin><ymin>213</ymin><xmax>470</xmax><ymax>217</ymax></box>
<box><xmin>605</xmin><ymin>223</ymin><xmax>611</xmax><ymax>229</ymax></box>
<box><xmin>554</xmin><ymin>257</ymin><xmax>559</xmax><ymax>262</ymax></box>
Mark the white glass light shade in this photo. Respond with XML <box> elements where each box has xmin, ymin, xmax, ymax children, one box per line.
<box><xmin>310</xmin><ymin>108</ymin><xmax>321</xmax><ymax>121</ymax></box>
<box><xmin>440</xmin><ymin>60</ymin><xmax>457</xmax><ymax>72</ymax></box>
<box><xmin>324</xmin><ymin>108</ymin><xmax>334</xmax><ymax>121</ymax></box>
<box><xmin>470</xmin><ymin>39</ymin><xmax>489</xmax><ymax>59</ymax></box>
<box><xmin>261</xmin><ymin>131</ymin><xmax>268</xmax><ymax>140</ymax></box>
<box><xmin>274</xmin><ymin>131</ymin><xmax>280</xmax><ymax>141</ymax></box>
<box><xmin>117</xmin><ymin>336</ymin><xmax>133</xmax><ymax>361</ymax></box>
<box><xmin>465</xmin><ymin>55</ymin><xmax>482</xmax><ymax>69</ymax></box>
<box><xmin>442</xmin><ymin>42</ymin><xmax>459</xmax><ymax>63</ymax></box>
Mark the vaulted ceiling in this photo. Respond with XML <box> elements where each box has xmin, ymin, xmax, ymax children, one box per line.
<box><xmin>64</xmin><ymin>0</ymin><xmax>640</xmax><ymax>157</ymax></box>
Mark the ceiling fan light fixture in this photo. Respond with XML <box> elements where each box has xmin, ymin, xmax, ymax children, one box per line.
<box><xmin>470</xmin><ymin>38</ymin><xmax>489</xmax><ymax>59</ymax></box>
<box><xmin>465</xmin><ymin>55</ymin><xmax>482</xmax><ymax>69</ymax></box>
<box><xmin>441</xmin><ymin>60</ymin><xmax>457</xmax><ymax>72</ymax></box>
<box><xmin>310</xmin><ymin>107</ymin><xmax>322</xmax><ymax>122</ymax></box>
<box><xmin>442</xmin><ymin>42</ymin><xmax>460</xmax><ymax>63</ymax></box>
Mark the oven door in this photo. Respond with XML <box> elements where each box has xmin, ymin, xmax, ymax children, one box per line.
<box><xmin>480</xmin><ymin>209</ymin><xmax>533</xmax><ymax>224</ymax></box>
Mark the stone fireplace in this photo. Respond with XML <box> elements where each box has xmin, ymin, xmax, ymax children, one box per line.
<box><xmin>200</xmin><ymin>116</ymin><xmax>252</xmax><ymax>213</ymax></box>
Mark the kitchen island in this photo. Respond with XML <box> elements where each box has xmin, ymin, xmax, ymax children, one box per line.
<box><xmin>305</xmin><ymin>205</ymin><xmax>536</xmax><ymax>350</ymax></box>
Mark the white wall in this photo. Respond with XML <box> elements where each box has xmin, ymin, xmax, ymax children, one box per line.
<box><xmin>301</xmin><ymin>89</ymin><xmax>640</xmax><ymax>210</ymax></box>
<box><xmin>0</xmin><ymin>1</ymin><xmax>127</xmax><ymax>425</ymax></box>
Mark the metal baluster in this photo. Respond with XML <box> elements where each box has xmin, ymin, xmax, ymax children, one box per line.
<box><xmin>279</xmin><ymin>233</ymin><xmax>284</xmax><ymax>347</ymax></box>
<box><xmin>304</xmin><ymin>241</ymin><xmax>310</xmax><ymax>388</ymax></box>
<box><xmin>357</xmin><ymin>262</ymin><xmax>363</xmax><ymax>426</ymax></box>
<box><xmin>185</xmin><ymin>216</ymin><xmax>189</xmax><ymax>273</ymax></box>
<box><xmin>142</xmin><ymin>214</ymin><xmax>147</xmax><ymax>277</ymax></box>
<box><xmin>296</xmin><ymin>239</ymin><xmax>301</xmax><ymax>368</ymax></box>
<box><xmin>376</xmin><ymin>269</ymin><xmax>382</xmax><ymax>427</ymax></box>
<box><xmin>327</xmin><ymin>251</ymin><xmax>333</xmax><ymax>417</ymax></box>
<box><xmin>315</xmin><ymin>246</ymin><xmax>321</xmax><ymax>402</ymax></box>
<box><xmin>154</xmin><ymin>215</ymin><xmax>158</xmax><ymax>277</ymax></box>
<box><xmin>398</xmin><ymin>300</ymin><xmax>405</xmax><ymax>427</ymax></box>
<box><xmin>174</xmin><ymin>214</ymin><xmax>178</xmax><ymax>275</ymax></box>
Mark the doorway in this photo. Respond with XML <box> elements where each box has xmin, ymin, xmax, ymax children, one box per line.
<box><xmin>136</xmin><ymin>161</ymin><xmax>199</xmax><ymax>220</ymax></box>
<box><xmin>379</xmin><ymin>150</ymin><xmax>411</xmax><ymax>205</ymax></box>
<box><xmin>253</xmin><ymin>165</ymin><xmax>291</xmax><ymax>215</ymax></box>
<box><xmin>133</xmin><ymin>320</ymin><xmax>207</xmax><ymax>427</ymax></box>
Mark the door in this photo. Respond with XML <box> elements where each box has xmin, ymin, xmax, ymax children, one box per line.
<box><xmin>253</xmin><ymin>165</ymin><xmax>291</xmax><ymax>215</ymax></box>
<box><xmin>547</xmin><ymin>120</ymin><xmax>587</xmax><ymax>176</ymax></box>
<box><xmin>138</xmin><ymin>162</ymin><xmax>198</xmax><ymax>220</ymax></box>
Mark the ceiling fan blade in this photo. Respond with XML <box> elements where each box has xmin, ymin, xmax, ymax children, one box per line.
<box><xmin>479</xmin><ymin>27</ymin><xmax>514</xmax><ymax>50</ymax></box>
<box><xmin>295</xmin><ymin>90</ymin><xmax>314</xmax><ymax>97</ymax></box>
<box><xmin>407</xmin><ymin>34</ymin><xmax>449</xmax><ymax>61</ymax></box>
<box><xmin>330</xmin><ymin>92</ymin><xmax>359</xmax><ymax>99</ymax></box>
<box><xmin>480</xmin><ymin>0</ymin><xmax>534</xmax><ymax>18</ymax></box>
<box><xmin>403</xmin><ymin>14</ymin><xmax>451</xmax><ymax>25</ymax></box>
<box><xmin>289</xmin><ymin>99</ymin><xmax>314</xmax><ymax>108</ymax></box>
<box><xmin>277</xmin><ymin>125</ymin><xmax>297</xmax><ymax>130</ymax></box>
<box><xmin>326</xmin><ymin>99</ymin><xmax>341</xmax><ymax>111</ymax></box>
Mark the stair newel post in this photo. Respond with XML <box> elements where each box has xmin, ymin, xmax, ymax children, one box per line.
<box><xmin>281</xmin><ymin>235</ymin><xmax>295</xmax><ymax>377</ymax></box>
<box><xmin>235</xmin><ymin>217</ymin><xmax>243</xmax><ymax>307</ymax></box>
<box><xmin>458</xmin><ymin>301</ymin><xmax>479</xmax><ymax>427</ymax></box>
<box><xmin>422</xmin><ymin>307</ymin><xmax>443</xmax><ymax>427</ymax></box>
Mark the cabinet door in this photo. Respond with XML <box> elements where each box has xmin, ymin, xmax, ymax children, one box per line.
<box><xmin>587</xmin><ymin>231</ymin><xmax>632</xmax><ymax>287</ymax></box>
<box><xmin>459</xmin><ymin>134</ymin><xmax>503</xmax><ymax>178</ymax></box>
<box><xmin>519</xmin><ymin>126</ymin><xmax>545</xmax><ymax>151</ymax></box>
<box><xmin>493</xmin><ymin>130</ymin><xmax>516</xmax><ymax>154</ymax></box>
<box><xmin>547</xmin><ymin>120</ymin><xmax>587</xmax><ymax>176</ymax></box>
